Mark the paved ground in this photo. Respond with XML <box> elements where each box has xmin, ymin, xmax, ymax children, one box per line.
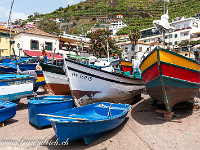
<box><xmin>0</xmin><ymin>88</ymin><xmax>200</xmax><ymax>150</ymax></box>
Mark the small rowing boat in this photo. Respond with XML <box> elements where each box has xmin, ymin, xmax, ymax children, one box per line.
<box><xmin>46</xmin><ymin>102</ymin><xmax>131</xmax><ymax>145</ymax></box>
<box><xmin>28</xmin><ymin>95</ymin><xmax>74</xmax><ymax>128</ymax></box>
<box><xmin>0</xmin><ymin>101</ymin><xmax>17</xmax><ymax>123</ymax></box>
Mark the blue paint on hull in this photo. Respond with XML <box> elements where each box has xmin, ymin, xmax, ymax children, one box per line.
<box><xmin>28</xmin><ymin>96</ymin><xmax>74</xmax><ymax>128</ymax></box>
<box><xmin>0</xmin><ymin>101</ymin><xmax>17</xmax><ymax>123</ymax></box>
<box><xmin>0</xmin><ymin>91</ymin><xmax>33</xmax><ymax>102</ymax></box>
<box><xmin>47</xmin><ymin>102</ymin><xmax>130</xmax><ymax>144</ymax></box>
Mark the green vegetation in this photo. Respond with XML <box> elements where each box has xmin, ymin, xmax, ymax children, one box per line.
<box><xmin>116</xmin><ymin>26</ymin><xmax>141</xmax><ymax>59</ymax></box>
<box><xmin>88</xmin><ymin>29</ymin><xmax>120</xmax><ymax>58</ymax></box>
<box><xmin>26</xmin><ymin>0</ymin><xmax>200</xmax><ymax>34</ymax></box>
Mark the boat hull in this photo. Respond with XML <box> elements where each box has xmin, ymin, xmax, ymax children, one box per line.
<box><xmin>0</xmin><ymin>74</ymin><xmax>34</xmax><ymax>102</ymax></box>
<box><xmin>0</xmin><ymin>101</ymin><xmax>17</xmax><ymax>123</ymax></box>
<box><xmin>40</xmin><ymin>63</ymin><xmax>70</xmax><ymax>95</ymax></box>
<box><xmin>47</xmin><ymin>102</ymin><xmax>130</xmax><ymax>144</ymax></box>
<box><xmin>28</xmin><ymin>96</ymin><xmax>73</xmax><ymax>127</ymax></box>
<box><xmin>63</xmin><ymin>58</ymin><xmax>144</xmax><ymax>107</ymax></box>
<box><xmin>140</xmin><ymin>48</ymin><xmax>200</xmax><ymax>112</ymax></box>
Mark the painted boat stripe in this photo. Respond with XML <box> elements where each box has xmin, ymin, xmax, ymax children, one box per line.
<box><xmin>68</xmin><ymin>67</ymin><xmax>143</xmax><ymax>85</ymax></box>
<box><xmin>160</xmin><ymin>50</ymin><xmax>200</xmax><ymax>71</ymax></box>
<box><xmin>65</xmin><ymin>58</ymin><xmax>140</xmax><ymax>80</ymax></box>
<box><xmin>140</xmin><ymin>50</ymin><xmax>157</xmax><ymax>72</ymax></box>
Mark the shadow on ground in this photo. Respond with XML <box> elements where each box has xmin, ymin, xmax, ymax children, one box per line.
<box><xmin>131</xmin><ymin>97</ymin><xmax>193</xmax><ymax>125</ymax></box>
<box><xmin>3</xmin><ymin>118</ymin><xmax>18</xmax><ymax>126</ymax></box>
<box><xmin>43</xmin><ymin>117</ymin><xmax>129</xmax><ymax>150</ymax></box>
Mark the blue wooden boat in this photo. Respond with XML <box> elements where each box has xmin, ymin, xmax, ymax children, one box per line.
<box><xmin>28</xmin><ymin>96</ymin><xmax>74</xmax><ymax>128</ymax></box>
<box><xmin>0</xmin><ymin>101</ymin><xmax>17</xmax><ymax>123</ymax></box>
<box><xmin>0</xmin><ymin>74</ymin><xmax>34</xmax><ymax>102</ymax></box>
<box><xmin>46</xmin><ymin>102</ymin><xmax>131</xmax><ymax>145</ymax></box>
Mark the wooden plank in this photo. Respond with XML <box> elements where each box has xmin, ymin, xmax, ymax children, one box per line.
<box><xmin>37</xmin><ymin>114</ymin><xmax>88</xmax><ymax>121</ymax></box>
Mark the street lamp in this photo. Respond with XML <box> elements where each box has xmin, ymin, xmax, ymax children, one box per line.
<box><xmin>17</xmin><ymin>43</ymin><xmax>20</xmax><ymax>59</ymax></box>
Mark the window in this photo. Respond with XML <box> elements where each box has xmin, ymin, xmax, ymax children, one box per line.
<box><xmin>45</xmin><ymin>42</ymin><xmax>52</xmax><ymax>51</ymax></box>
<box><xmin>31</xmin><ymin>40</ymin><xmax>39</xmax><ymax>50</ymax></box>
<box><xmin>175</xmin><ymin>41</ymin><xmax>178</xmax><ymax>45</ymax></box>
<box><xmin>147</xmin><ymin>48</ymin><xmax>150</xmax><ymax>52</ymax></box>
<box><xmin>139</xmin><ymin>47</ymin><xmax>142</xmax><ymax>52</ymax></box>
<box><xmin>175</xmin><ymin>34</ymin><xmax>178</xmax><ymax>38</ymax></box>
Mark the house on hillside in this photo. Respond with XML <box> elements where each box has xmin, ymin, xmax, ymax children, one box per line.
<box><xmin>109</xmin><ymin>20</ymin><xmax>127</xmax><ymax>35</ymax></box>
<box><xmin>14</xmin><ymin>28</ymin><xmax>60</xmax><ymax>59</ymax></box>
<box><xmin>0</xmin><ymin>26</ymin><xmax>15</xmax><ymax>57</ymax></box>
<box><xmin>117</xmin><ymin>41</ymin><xmax>152</xmax><ymax>61</ymax></box>
<box><xmin>139</xmin><ymin>17</ymin><xmax>200</xmax><ymax>48</ymax></box>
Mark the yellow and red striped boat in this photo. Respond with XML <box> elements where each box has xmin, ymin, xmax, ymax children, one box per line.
<box><xmin>140</xmin><ymin>48</ymin><xmax>200</xmax><ymax>112</ymax></box>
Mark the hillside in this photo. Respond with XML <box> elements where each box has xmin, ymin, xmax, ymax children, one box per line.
<box><xmin>29</xmin><ymin>0</ymin><xmax>200</xmax><ymax>33</ymax></box>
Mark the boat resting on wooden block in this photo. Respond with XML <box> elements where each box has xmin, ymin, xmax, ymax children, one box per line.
<box><xmin>0</xmin><ymin>101</ymin><xmax>17</xmax><ymax>123</ymax></box>
<box><xmin>46</xmin><ymin>102</ymin><xmax>131</xmax><ymax>145</ymax></box>
<box><xmin>0</xmin><ymin>74</ymin><xmax>34</xmax><ymax>102</ymax></box>
<box><xmin>28</xmin><ymin>95</ymin><xmax>74</xmax><ymax>128</ymax></box>
<box><xmin>40</xmin><ymin>63</ymin><xmax>71</xmax><ymax>95</ymax></box>
<box><xmin>140</xmin><ymin>48</ymin><xmax>200</xmax><ymax>112</ymax></box>
<box><xmin>63</xmin><ymin>57</ymin><xmax>144</xmax><ymax>107</ymax></box>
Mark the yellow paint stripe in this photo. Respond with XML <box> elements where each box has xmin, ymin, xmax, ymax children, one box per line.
<box><xmin>121</xmin><ymin>61</ymin><xmax>132</xmax><ymax>66</ymax></box>
<box><xmin>140</xmin><ymin>51</ymin><xmax>157</xmax><ymax>72</ymax></box>
<box><xmin>160</xmin><ymin>50</ymin><xmax>200</xmax><ymax>71</ymax></box>
<box><xmin>36</xmin><ymin>77</ymin><xmax>45</xmax><ymax>82</ymax></box>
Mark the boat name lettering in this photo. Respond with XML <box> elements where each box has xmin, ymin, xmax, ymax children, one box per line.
<box><xmin>71</xmin><ymin>73</ymin><xmax>92</xmax><ymax>81</ymax></box>
<box><xmin>7</xmin><ymin>80</ymin><xmax>33</xmax><ymax>86</ymax></box>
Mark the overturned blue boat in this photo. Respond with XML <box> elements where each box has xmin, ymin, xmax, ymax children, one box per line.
<box><xmin>46</xmin><ymin>102</ymin><xmax>131</xmax><ymax>145</ymax></box>
<box><xmin>0</xmin><ymin>101</ymin><xmax>17</xmax><ymax>123</ymax></box>
<box><xmin>28</xmin><ymin>96</ymin><xmax>74</xmax><ymax>128</ymax></box>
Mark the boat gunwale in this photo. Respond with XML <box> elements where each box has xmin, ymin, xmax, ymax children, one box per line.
<box><xmin>67</xmin><ymin>66</ymin><xmax>143</xmax><ymax>86</ymax></box>
<box><xmin>141</xmin><ymin>61</ymin><xmax>200</xmax><ymax>75</ymax></box>
<box><xmin>65</xmin><ymin>58</ymin><xmax>142</xmax><ymax>81</ymax></box>
<box><xmin>139</xmin><ymin>47</ymin><xmax>200</xmax><ymax>68</ymax></box>
<box><xmin>0</xmin><ymin>76</ymin><xmax>35</xmax><ymax>83</ymax></box>
<box><xmin>47</xmin><ymin>103</ymin><xmax>131</xmax><ymax>123</ymax></box>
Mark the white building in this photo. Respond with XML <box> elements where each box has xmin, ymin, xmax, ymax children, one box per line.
<box><xmin>117</xmin><ymin>41</ymin><xmax>152</xmax><ymax>61</ymax></box>
<box><xmin>139</xmin><ymin>17</ymin><xmax>200</xmax><ymax>48</ymax></box>
<box><xmin>109</xmin><ymin>20</ymin><xmax>127</xmax><ymax>35</ymax></box>
<box><xmin>14</xmin><ymin>28</ymin><xmax>59</xmax><ymax>57</ymax></box>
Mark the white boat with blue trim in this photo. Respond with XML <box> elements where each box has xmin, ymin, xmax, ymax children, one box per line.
<box><xmin>0</xmin><ymin>74</ymin><xmax>34</xmax><ymax>102</ymax></box>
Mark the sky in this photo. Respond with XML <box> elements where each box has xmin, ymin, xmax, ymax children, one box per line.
<box><xmin>0</xmin><ymin>0</ymin><xmax>84</xmax><ymax>22</ymax></box>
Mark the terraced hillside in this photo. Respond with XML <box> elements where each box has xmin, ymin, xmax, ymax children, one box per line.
<box><xmin>32</xmin><ymin>0</ymin><xmax>200</xmax><ymax>32</ymax></box>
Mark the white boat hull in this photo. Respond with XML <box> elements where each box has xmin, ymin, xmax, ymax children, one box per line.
<box><xmin>42</xmin><ymin>70</ymin><xmax>71</xmax><ymax>95</ymax></box>
<box><xmin>0</xmin><ymin>78</ymin><xmax>34</xmax><ymax>101</ymax></box>
<box><xmin>63</xmin><ymin>58</ymin><xmax>145</xmax><ymax>106</ymax></box>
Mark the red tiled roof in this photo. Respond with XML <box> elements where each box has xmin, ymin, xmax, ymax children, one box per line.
<box><xmin>24</xmin><ymin>50</ymin><xmax>63</xmax><ymax>60</ymax></box>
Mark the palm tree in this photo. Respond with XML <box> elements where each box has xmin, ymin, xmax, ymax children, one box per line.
<box><xmin>116</xmin><ymin>26</ymin><xmax>141</xmax><ymax>59</ymax></box>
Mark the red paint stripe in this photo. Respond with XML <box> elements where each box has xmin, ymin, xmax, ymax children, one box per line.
<box><xmin>142</xmin><ymin>64</ymin><xmax>160</xmax><ymax>84</ymax></box>
<box><xmin>161</xmin><ymin>63</ymin><xmax>200</xmax><ymax>83</ymax></box>
<box><xmin>37</xmin><ymin>75</ymin><xmax>44</xmax><ymax>77</ymax></box>
<box><xmin>122</xmin><ymin>65</ymin><xmax>133</xmax><ymax>74</ymax></box>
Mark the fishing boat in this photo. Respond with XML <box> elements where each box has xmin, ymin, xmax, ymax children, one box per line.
<box><xmin>46</xmin><ymin>102</ymin><xmax>131</xmax><ymax>144</ymax></box>
<box><xmin>140</xmin><ymin>47</ymin><xmax>200</xmax><ymax>112</ymax></box>
<box><xmin>0</xmin><ymin>101</ymin><xmax>17</xmax><ymax>123</ymax></box>
<box><xmin>0</xmin><ymin>62</ymin><xmax>46</xmax><ymax>92</ymax></box>
<box><xmin>63</xmin><ymin>57</ymin><xmax>144</xmax><ymax>107</ymax></box>
<box><xmin>0</xmin><ymin>74</ymin><xmax>34</xmax><ymax>102</ymax></box>
<box><xmin>28</xmin><ymin>95</ymin><xmax>73</xmax><ymax>128</ymax></box>
<box><xmin>40</xmin><ymin>63</ymin><xmax>71</xmax><ymax>95</ymax></box>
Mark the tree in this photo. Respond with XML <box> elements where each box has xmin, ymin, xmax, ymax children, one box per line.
<box><xmin>116</xmin><ymin>26</ymin><xmax>141</xmax><ymax>59</ymax></box>
<box><xmin>88</xmin><ymin>29</ymin><xmax>120</xmax><ymax>58</ymax></box>
<box><xmin>38</xmin><ymin>17</ymin><xmax>60</xmax><ymax>35</ymax></box>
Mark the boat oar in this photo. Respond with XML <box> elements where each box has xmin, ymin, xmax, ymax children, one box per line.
<box><xmin>37</xmin><ymin>114</ymin><xmax>88</xmax><ymax>121</ymax></box>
